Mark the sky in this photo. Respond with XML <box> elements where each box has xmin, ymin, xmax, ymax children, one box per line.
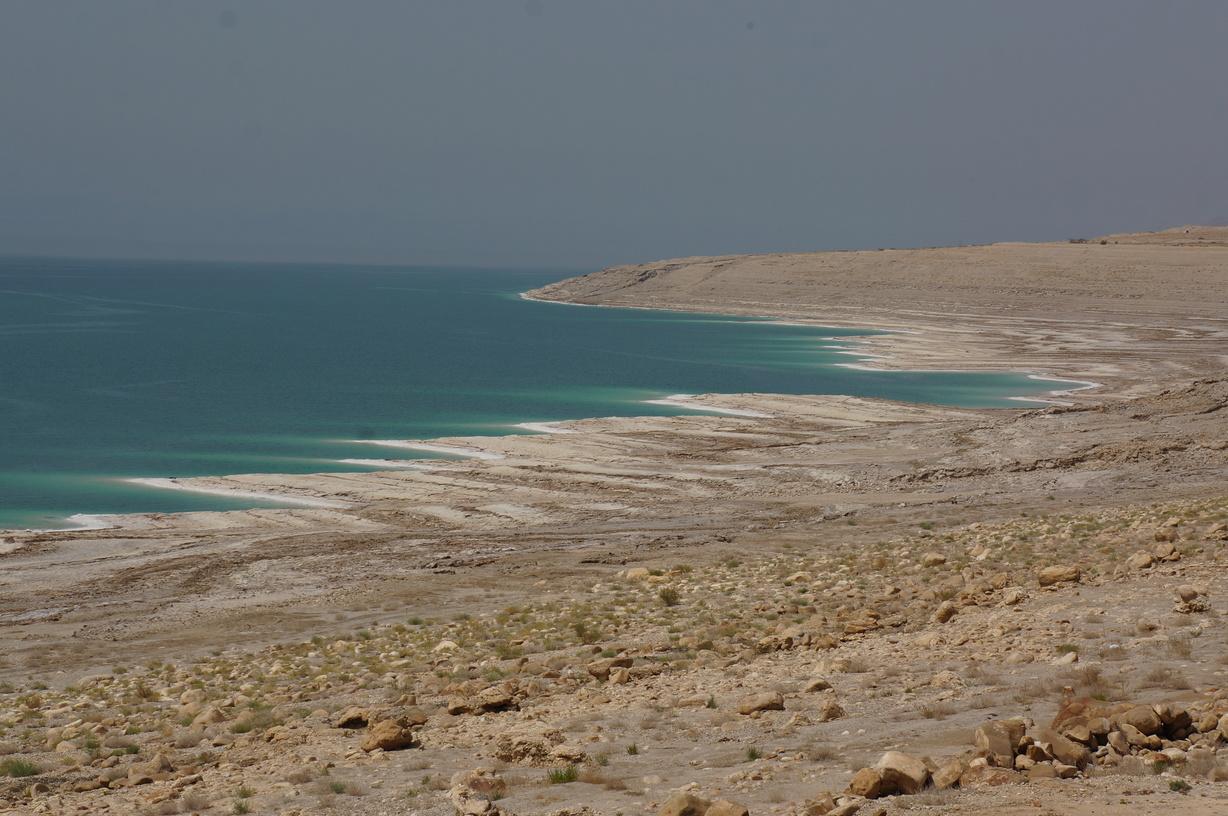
<box><xmin>2</xmin><ymin>1</ymin><xmax>1226</xmax><ymax>270</ymax></box>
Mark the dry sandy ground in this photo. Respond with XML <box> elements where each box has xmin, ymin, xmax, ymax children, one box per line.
<box><xmin>2</xmin><ymin>226</ymin><xmax>1228</xmax><ymax>815</ymax></box>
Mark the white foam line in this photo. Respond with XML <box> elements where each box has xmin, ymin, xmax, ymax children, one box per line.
<box><xmin>338</xmin><ymin>458</ymin><xmax>441</xmax><ymax>469</ymax></box>
<box><xmin>1025</xmin><ymin>374</ymin><xmax>1102</xmax><ymax>395</ymax></box>
<box><xmin>1007</xmin><ymin>396</ymin><xmax>1076</xmax><ymax>407</ymax></box>
<box><xmin>353</xmin><ymin>440</ymin><xmax>505</xmax><ymax>460</ymax></box>
<box><xmin>64</xmin><ymin>513</ymin><xmax>116</xmax><ymax>530</ymax></box>
<box><xmin>5</xmin><ymin>513</ymin><xmax>119</xmax><ymax>534</ymax></box>
<box><xmin>514</xmin><ymin>422</ymin><xmax>580</xmax><ymax>434</ymax></box>
<box><xmin>644</xmin><ymin>394</ymin><xmax>773</xmax><ymax>418</ymax></box>
<box><xmin>128</xmin><ymin>478</ymin><xmax>351</xmax><ymax>509</ymax></box>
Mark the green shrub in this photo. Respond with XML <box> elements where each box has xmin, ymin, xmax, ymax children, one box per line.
<box><xmin>547</xmin><ymin>765</ymin><xmax>578</xmax><ymax>784</ymax></box>
<box><xmin>0</xmin><ymin>758</ymin><xmax>38</xmax><ymax>777</ymax></box>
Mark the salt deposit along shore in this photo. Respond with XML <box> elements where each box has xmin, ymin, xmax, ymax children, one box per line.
<box><xmin>2</xmin><ymin>226</ymin><xmax>1228</xmax><ymax>815</ymax></box>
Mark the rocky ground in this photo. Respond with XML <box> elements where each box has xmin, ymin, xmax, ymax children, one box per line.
<box><xmin>3</xmin><ymin>226</ymin><xmax>1228</xmax><ymax>815</ymax></box>
<box><xmin>4</xmin><ymin>495</ymin><xmax>1228</xmax><ymax>815</ymax></box>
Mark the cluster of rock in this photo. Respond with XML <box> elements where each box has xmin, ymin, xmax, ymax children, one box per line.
<box><xmin>332</xmin><ymin>703</ymin><xmax>427</xmax><ymax>751</ymax></box>
<box><xmin>826</xmin><ymin>696</ymin><xmax>1228</xmax><ymax>812</ymax></box>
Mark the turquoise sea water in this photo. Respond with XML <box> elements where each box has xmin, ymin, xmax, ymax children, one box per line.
<box><xmin>1</xmin><ymin>256</ymin><xmax>1062</xmax><ymax>530</ymax></box>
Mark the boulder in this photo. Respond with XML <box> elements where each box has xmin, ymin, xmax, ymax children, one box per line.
<box><xmin>959</xmin><ymin>765</ymin><xmax>1024</xmax><ymax>788</ymax></box>
<box><xmin>1154</xmin><ymin>527</ymin><xmax>1179</xmax><ymax>543</ymax></box>
<box><xmin>1106</xmin><ymin>730</ymin><xmax>1130</xmax><ymax>754</ymax></box>
<box><xmin>362</xmin><ymin>719</ymin><xmax>417</xmax><ymax>752</ymax></box>
<box><xmin>804</xmin><ymin>792</ymin><xmax>838</xmax><ymax>816</ymax></box>
<box><xmin>1033</xmin><ymin>729</ymin><xmax>1089</xmax><ymax>768</ymax></box>
<box><xmin>974</xmin><ymin>721</ymin><xmax>1016</xmax><ymax>766</ymax></box>
<box><xmin>1037</xmin><ymin>566</ymin><xmax>1081</xmax><ymax>587</ymax></box>
<box><xmin>658</xmin><ymin>793</ymin><xmax>712</xmax><ymax>816</ymax></box>
<box><xmin>450</xmin><ymin>769</ymin><xmax>507</xmax><ymax>800</ymax></box>
<box><xmin>922</xmin><ymin>553</ymin><xmax>947</xmax><ymax>567</ymax></box>
<box><xmin>932</xmin><ymin>756</ymin><xmax>966</xmax><ymax>790</ymax></box>
<box><xmin>587</xmin><ymin>657</ymin><xmax>633</xmax><ymax>680</ymax></box>
<box><xmin>875</xmin><ymin>750</ymin><xmax>930</xmax><ymax>795</ymax></box>
<box><xmin>848</xmin><ymin>767</ymin><xmax>883</xmax><ymax>799</ymax></box>
<box><xmin>1154</xmin><ymin>542</ymin><xmax>1180</xmax><ymax>561</ymax></box>
<box><xmin>738</xmin><ymin>691</ymin><xmax>784</xmax><ymax>715</ymax></box>
<box><xmin>450</xmin><ymin>783</ymin><xmax>500</xmax><ymax>816</ymax></box>
<box><xmin>492</xmin><ymin>724</ymin><xmax>565</xmax><ymax>765</ymax></box>
<box><xmin>1116</xmin><ymin>705</ymin><xmax>1162</xmax><ymax>736</ymax></box>
<box><xmin>818</xmin><ymin>699</ymin><xmax>845</xmax><ymax>722</ymax></box>
<box><xmin>706</xmin><ymin>800</ymin><xmax>750</xmax><ymax>816</ymax></box>
<box><xmin>1125</xmin><ymin>551</ymin><xmax>1155</xmax><ymax>570</ymax></box>
<box><xmin>931</xmin><ymin>601</ymin><xmax>959</xmax><ymax>624</ymax></box>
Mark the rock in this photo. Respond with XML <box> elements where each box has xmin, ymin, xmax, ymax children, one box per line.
<box><xmin>587</xmin><ymin>656</ymin><xmax>633</xmax><ymax>680</ymax></box>
<box><xmin>493</xmin><ymin>724</ymin><xmax>565</xmax><ymax>765</ymax></box>
<box><xmin>931</xmin><ymin>601</ymin><xmax>959</xmax><ymax>624</ymax></box>
<box><xmin>804</xmin><ymin>678</ymin><xmax>833</xmax><ymax>692</ymax></box>
<box><xmin>334</xmin><ymin>705</ymin><xmax>371</xmax><ymax>728</ymax></box>
<box><xmin>785</xmin><ymin>571</ymin><xmax>813</xmax><ymax>583</ymax></box>
<box><xmin>848</xmin><ymin>767</ymin><xmax>883</xmax><ymax>799</ymax></box>
<box><xmin>450</xmin><ymin>783</ymin><xmax>500</xmax><ymax>816</ymax></box>
<box><xmin>191</xmin><ymin>707</ymin><xmax>225</xmax><ymax>726</ymax></box>
<box><xmin>875</xmin><ymin>750</ymin><xmax>930</xmax><ymax>795</ymax></box>
<box><xmin>1032</xmin><ymin>729</ymin><xmax>1090</xmax><ymax>768</ymax></box>
<box><xmin>1154</xmin><ymin>527</ymin><xmax>1179</xmax><ymax>543</ymax></box>
<box><xmin>804</xmin><ymin>792</ymin><xmax>838</xmax><ymax>816</ymax></box>
<box><xmin>1154</xmin><ymin>541</ymin><xmax>1180</xmax><ymax>561</ymax></box>
<box><xmin>1063</xmin><ymin>724</ymin><xmax>1094</xmax><ymax>746</ymax></box>
<box><xmin>451</xmin><ymin>769</ymin><xmax>508</xmax><ymax>800</ymax></box>
<box><xmin>1037</xmin><ymin>565</ymin><xmax>1081</xmax><ymax>587</ymax></box>
<box><xmin>625</xmin><ymin>568</ymin><xmax>651</xmax><ymax>581</ymax></box>
<box><xmin>818</xmin><ymin>699</ymin><xmax>845</xmax><ymax>722</ymax></box>
<box><xmin>738</xmin><ymin>691</ymin><xmax>784</xmax><ymax>714</ymax></box>
<box><xmin>1116</xmin><ymin>705</ymin><xmax>1162</xmax><ymax>736</ymax></box>
<box><xmin>922</xmin><ymin>553</ymin><xmax>947</xmax><ymax>567</ymax></box>
<box><xmin>433</xmin><ymin>639</ymin><xmax>460</xmax><ymax>652</ymax></box>
<box><xmin>707</xmin><ymin>799</ymin><xmax>750</xmax><ymax>816</ymax></box>
<box><xmin>959</xmin><ymin>765</ymin><xmax>1024</xmax><ymax>788</ymax></box>
<box><xmin>610</xmin><ymin>667</ymin><xmax>631</xmax><ymax>685</ymax></box>
<box><xmin>932</xmin><ymin>757</ymin><xmax>967</xmax><ymax>790</ymax></box>
<box><xmin>1107</xmin><ymin>730</ymin><xmax>1130</xmax><ymax>754</ymax></box>
<box><xmin>180</xmin><ymin>688</ymin><xmax>207</xmax><ymax>705</ymax></box>
<box><xmin>974</xmin><ymin>721</ymin><xmax>1016</xmax><ymax>767</ymax></box>
<box><xmin>475</xmin><ymin>685</ymin><xmax>518</xmax><ymax>712</ymax></box>
<box><xmin>1050</xmin><ymin>697</ymin><xmax>1131</xmax><ymax>730</ymax></box>
<box><xmin>1125</xmin><ymin>551</ymin><xmax>1156</xmax><ymax>570</ymax></box>
<box><xmin>1176</xmin><ymin>585</ymin><xmax>1202</xmax><ymax>603</ymax></box>
<box><xmin>999</xmin><ymin>587</ymin><xmax>1027</xmax><ymax>606</ymax></box>
<box><xmin>361</xmin><ymin>719</ymin><xmax>417</xmax><ymax>752</ymax></box>
<box><xmin>658</xmin><ymin>793</ymin><xmax>712</xmax><ymax>816</ymax></box>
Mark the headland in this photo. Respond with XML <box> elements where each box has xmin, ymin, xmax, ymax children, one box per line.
<box><xmin>2</xmin><ymin>227</ymin><xmax>1228</xmax><ymax>815</ymax></box>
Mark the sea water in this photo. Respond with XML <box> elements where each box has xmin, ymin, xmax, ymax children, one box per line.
<box><xmin>1</xmin><ymin>256</ymin><xmax>1064</xmax><ymax>529</ymax></box>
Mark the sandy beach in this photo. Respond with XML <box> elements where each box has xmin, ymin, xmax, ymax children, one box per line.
<box><xmin>3</xmin><ymin>226</ymin><xmax>1228</xmax><ymax>815</ymax></box>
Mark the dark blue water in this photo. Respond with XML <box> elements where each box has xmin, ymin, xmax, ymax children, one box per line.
<box><xmin>0</xmin><ymin>256</ymin><xmax>1060</xmax><ymax>529</ymax></box>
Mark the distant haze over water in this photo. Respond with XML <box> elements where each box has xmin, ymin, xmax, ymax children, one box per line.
<box><xmin>1</xmin><ymin>256</ymin><xmax>1060</xmax><ymax>529</ymax></box>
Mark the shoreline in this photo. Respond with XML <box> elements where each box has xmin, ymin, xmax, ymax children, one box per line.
<box><xmin>2</xmin><ymin>229</ymin><xmax>1227</xmax><ymax>816</ymax></box>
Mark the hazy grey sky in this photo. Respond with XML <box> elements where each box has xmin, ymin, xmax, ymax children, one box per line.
<box><xmin>2</xmin><ymin>1</ymin><xmax>1226</xmax><ymax>269</ymax></box>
